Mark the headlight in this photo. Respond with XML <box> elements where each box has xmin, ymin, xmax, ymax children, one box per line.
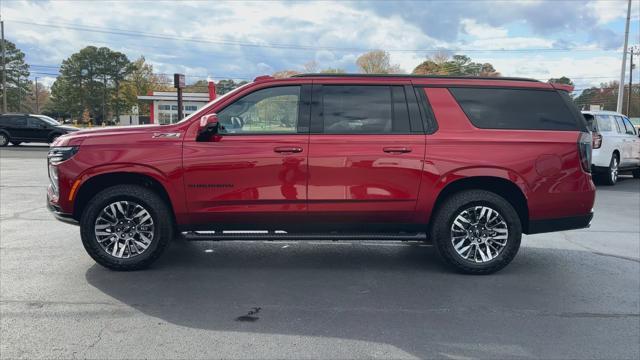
<box><xmin>48</xmin><ymin>146</ymin><xmax>78</xmax><ymax>196</ymax></box>
<box><xmin>48</xmin><ymin>164</ymin><xmax>59</xmax><ymax>196</ymax></box>
<box><xmin>47</xmin><ymin>146</ymin><xmax>79</xmax><ymax>165</ymax></box>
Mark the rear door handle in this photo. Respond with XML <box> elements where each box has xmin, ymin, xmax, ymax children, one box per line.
<box><xmin>274</xmin><ymin>146</ymin><xmax>303</xmax><ymax>153</ymax></box>
<box><xmin>383</xmin><ymin>147</ymin><xmax>412</xmax><ymax>154</ymax></box>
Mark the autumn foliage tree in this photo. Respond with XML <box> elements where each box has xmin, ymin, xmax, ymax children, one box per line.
<box><xmin>413</xmin><ymin>54</ymin><xmax>500</xmax><ymax>77</ymax></box>
<box><xmin>356</xmin><ymin>50</ymin><xmax>401</xmax><ymax>74</ymax></box>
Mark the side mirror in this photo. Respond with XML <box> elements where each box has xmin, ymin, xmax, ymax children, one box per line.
<box><xmin>197</xmin><ymin>113</ymin><xmax>220</xmax><ymax>141</ymax></box>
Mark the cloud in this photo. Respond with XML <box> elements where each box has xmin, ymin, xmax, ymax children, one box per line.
<box><xmin>1</xmin><ymin>0</ymin><xmax>636</xmax><ymax>88</ymax></box>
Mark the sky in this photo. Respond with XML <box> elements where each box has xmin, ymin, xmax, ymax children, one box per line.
<box><xmin>1</xmin><ymin>0</ymin><xmax>639</xmax><ymax>93</ymax></box>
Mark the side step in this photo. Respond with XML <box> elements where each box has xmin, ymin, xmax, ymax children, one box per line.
<box><xmin>182</xmin><ymin>231</ymin><xmax>427</xmax><ymax>241</ymax></box>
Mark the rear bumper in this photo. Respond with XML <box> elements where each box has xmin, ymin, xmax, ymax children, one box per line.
<box><xmin>47</xmin><ymin>195</ymin><xmax>79</xmax><ymax>226</ymax></box>
<box><xmin>527</xmin><ymin>212</ymin><xmax>593</xmax><ymax>234</ymax></box>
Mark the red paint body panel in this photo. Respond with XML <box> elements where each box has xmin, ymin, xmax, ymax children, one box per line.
<box><xmin>48</xmin><ymin>75</ymin><xmax>595</xmax><ymax>233</ymax></box>
<box><xmin>307</xmin><ymin>134</ymin><xmax>426</xmax><ymax>223</ymax></box>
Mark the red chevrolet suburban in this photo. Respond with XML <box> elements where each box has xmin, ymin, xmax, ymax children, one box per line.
<box><xmin>47</xmin><ymin>74</ymin><xmax>595</xmax><ymax>274</ymax></box>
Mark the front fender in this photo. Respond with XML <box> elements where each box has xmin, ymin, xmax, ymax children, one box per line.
<box><xmin>70</xmin><ymin>163</ymin><xmax>186</xmax><ymax>221</ymax></box>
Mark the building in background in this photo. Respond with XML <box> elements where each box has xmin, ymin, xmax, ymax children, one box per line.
<box><xmin>137</xmin><ymin>81</ymin><xmax>216</xmax><ymax>124</ymax></box>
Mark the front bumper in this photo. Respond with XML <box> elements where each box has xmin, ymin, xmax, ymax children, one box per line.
<box><xmin>47</xmin><ymin>195</ymin><xmax>79</xmax><ymax>226</ymax></box>
<box><xmin>527</xmin><ymin>211</ymin><xmax>593</xmax><ymax>234</ymax></box>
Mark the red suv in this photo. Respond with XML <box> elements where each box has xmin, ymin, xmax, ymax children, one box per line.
<box><xmin>47</xmin><ymin>74</ymin><xmax>595</xmax><ymax>274</ymax></box>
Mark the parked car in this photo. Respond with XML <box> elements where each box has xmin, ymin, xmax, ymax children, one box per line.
<box><xmin>47</xmin><ymin>74</ymin><xmax>596</xmax><ymax>274</ymax></box>
<box><xmin>582</xmin><ymin>110</ymin><xmax>640</xmax><ymax>185</ymax></box>
<box><xmin>0</xmin><ymin>114</ymin><xmax>79</xmax><ymax>146</ymax></box>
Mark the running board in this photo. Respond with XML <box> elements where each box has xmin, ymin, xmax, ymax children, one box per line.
<box><xmin>181</xmin><ymin>231</ymin><xmax>427</xmax><ymax>241</ymax></box>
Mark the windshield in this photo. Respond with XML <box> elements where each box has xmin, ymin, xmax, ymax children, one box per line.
<box><xmin>177</xmin><ymin>82</ymin><xmax>253</xmax><ymax>124</ymax></box>
<box><xmin>36</xmin><ymin>115</ymin><xmax>61</xmax><ymax>126</ymax></box>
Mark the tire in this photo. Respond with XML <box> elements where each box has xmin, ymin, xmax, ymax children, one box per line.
<box><xmin>430</xmin><ymin>190</ymin><xmax>522</xmax><ymax>275</ymax></box>
<box><xmin>633</xmin><ymin>169</ymin><xmax>640</xmax><ymax>179</ymax></box>
<box><xmin>10</xmin><ymin>141</ymin><xmax>21</xmax><ymax>146</ymax></box>
<box><xmin>600</xmin><ymin>153</ymin><xmax>619</xmax><ymax>186</ymax></box>
<box><xmin>0</xmin><ymin>132</ymin><xmax>9</xmax><ymax>147</ymax></box>
<box><xmin>80</xmin><ymin>184</ymin><xmax>174</xmax><ymax>271</ymax></box>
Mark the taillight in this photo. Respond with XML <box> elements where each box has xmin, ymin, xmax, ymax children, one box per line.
<box><xmin>592</xmin><ymin>132</ymin><xmax>602</xmax><ymax>149</ymax></box>
<box><xmin>578</xmin><ymin>132</ymin><xmax>592</xmax><ymax>173</ymax></box>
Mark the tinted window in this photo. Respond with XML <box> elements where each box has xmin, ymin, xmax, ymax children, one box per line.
<box><xmin>27</xmin><ymin>118</ymin><xmax>46</xmax><ymax>128</ymax></box>
<box><xmin>321</xmin><ymin>85</ymin><xmax>409</xmax><ymax>134</ymax></box>
<box><xmin>614</xmin><ymin>116</ymin><xmax>626</xmax><ymax>134</ymax></box>
<box><xmin>450</xmin><ymin>88</ymin><xmax>580</xmax><ymax>130</ymax></box>
<box><xmin>1</xmin><ymin>116</ymin><xmax>26</xmax><ymax>126</ymax></box>
<box><xmin>595</xmin><ymin>115</ymin><xmax>613</xmax><ymax>132</ymax></box>
<box><xmin>622</xmin><ymin>117</ymin><xmax>637</xmax><ymax>135</ymax></box>
<box><xmin>218</xmin><ymin>86</ymin><xmax>300</xmax><ymax>134</ymax></box>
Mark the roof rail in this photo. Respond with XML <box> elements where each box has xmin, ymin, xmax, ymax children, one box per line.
<box><xmin>291</xmin><ymin>73</ymin><xmax>540</xmax><ymax>82</ymax></box>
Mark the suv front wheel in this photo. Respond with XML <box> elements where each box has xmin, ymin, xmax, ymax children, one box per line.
<box><xmin>430</xmin><ymin>190</ymin><xmax>522</xmax><ymax>274</ymax></box>
<box><xmin>80</xmin><ymin>184</ymin><xmax>173</xmax><ymax>271</ymax></box>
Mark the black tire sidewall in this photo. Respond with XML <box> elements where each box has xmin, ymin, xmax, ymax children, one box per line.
<box><xmin>0</xmin><ymin>133</ymin><xmax>9</xmax><ymax>147</ymax></box>
<box><xmin>431</xmin><ymin>190</ymin><xmax>522</xmax><ymax>274</ymax></box>
<box><xmin>80</xmin><ymin>185</ymin><xmax>173</xmax><ymax>270</ymax></box>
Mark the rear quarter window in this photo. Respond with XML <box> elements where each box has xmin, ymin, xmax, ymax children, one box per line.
<box><xmin>595</xmin><ymin>115</ymin><xmax>613</xmax><ymax>132</ymax></box>
<box><xmin>449</xmin><ymin>88</ymin><xmax>581</xmax><ymax>131</ymax></box>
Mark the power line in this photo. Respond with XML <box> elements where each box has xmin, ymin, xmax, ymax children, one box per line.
<box><xmin>7</xmin><ymin>19</ymin><xmax>621</xmax><ymax>53</ymax></box>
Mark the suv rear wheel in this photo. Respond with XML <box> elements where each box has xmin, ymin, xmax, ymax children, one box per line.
<box><xmin>430</xmin><ymin>190</ymin><xmax>522</xmax><ymax>274</ymax></box>
<box><xmin>80</xmin><ymin>184</ymin><xmax>173</xmax><ymax>271</ymax></box>
<box><xmin>600</xmin><ymin>154</ymin><xmax>619</xmax><ymax>186</ymax></box>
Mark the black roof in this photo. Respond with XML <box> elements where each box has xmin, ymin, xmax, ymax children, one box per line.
<box><xmin>291</xmin><ymin>73</ymin><xmax>540</xmax><ymax>82</ymax></box>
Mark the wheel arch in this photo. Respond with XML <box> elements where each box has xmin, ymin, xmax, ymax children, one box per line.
<box><xmin>429</xmin><ymin>176</ymin><xmax>530</xmax><ymax>233</ymax></box>
<box><xmin>73</xmin><ymin>171</ymin><xmax>177</xmax><ymax>224</ymax></box>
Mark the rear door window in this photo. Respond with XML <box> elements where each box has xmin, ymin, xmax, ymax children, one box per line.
<box><xmin>449</xmin><ymin>88</ymin><xmax>580</xmax><ymax>130</ymax></box>
<box><xmin>320</xmin><ymin>85</ymin><xmax>410</xmax><ymax>134</ymax></box>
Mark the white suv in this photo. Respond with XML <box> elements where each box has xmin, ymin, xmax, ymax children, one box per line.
<box><xmin>582</xmin><ymin>111</ymin><xmax>640</xmax><ymax>185</ymax></box>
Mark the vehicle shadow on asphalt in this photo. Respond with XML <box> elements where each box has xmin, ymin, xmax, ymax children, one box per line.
<box><xmin>84</xmin><ymin>240</ymin><xmax>639</xmax><ymax>359</ymax></box>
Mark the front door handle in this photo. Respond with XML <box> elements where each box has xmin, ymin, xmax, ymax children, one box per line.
<box><xmin>383</xmin><ymin>147</ymin><xmax>412</xmax><ymax>154</ymax></box>
<box><xmin>274</xmin><ymin>146</ymin><xmax>303</xmax><ymax>154</ymax></box>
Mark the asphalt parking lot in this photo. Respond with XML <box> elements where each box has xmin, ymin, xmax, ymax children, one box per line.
<box><xmin>1</xmin><ymin>144</ymin><xmax>639</xmax><ymax>359</ymax></box>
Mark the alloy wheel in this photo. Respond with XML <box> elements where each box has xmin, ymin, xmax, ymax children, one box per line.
<box><xmin>450</xmin><ymin>206</ymin><xmax>509</xmax><ymax>263</ymax></box>
<box><xmin>610</xmin><ymin>157</ymin><xmax>618</xmax><ymax>184</ymax></box>
<box><xmin>0</xmin><ymin>134</ymin><xmax>7</xmax><ymax>146</ymax></box>
<box><xmin>94</xmin><ymin>200</ymin><xmax>155</xmax><ymax>258</ymax></box>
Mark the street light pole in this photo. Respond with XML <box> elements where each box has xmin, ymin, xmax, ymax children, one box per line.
<box><xmin>616</xmin><ymin>0</ymin><xmax>632</xmax><ymax>113</ymax></box>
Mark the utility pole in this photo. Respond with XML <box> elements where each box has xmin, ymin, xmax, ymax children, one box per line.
<box><xmin>2</xmin><ymin>20</ymin><xmax>7</xmax><ymax>113</ymax></box>
<box><xmin>35</xmin><ymin>77</ymin><xmax>39</xmax><ymax>114</ymax></box>
<box><xmin>616</xmin><ymin>0</ymin><xmax>632</xmax><ymax>113</ymax></box>
<box><xmin>627</xmin><ymin>48</ymin><xmax>635</xmax><ymax>116</ymax></box>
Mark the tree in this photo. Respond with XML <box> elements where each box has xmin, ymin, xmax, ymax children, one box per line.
<box><xmin>320</xmin><ymin>68</ymin><xmax>346</xmax><ymax>74</ymax></box>
<box><xmin>356</xmin><ymin>50</ymin><xmax>401</xmax><ymax>74</ymax></box>
<box><xmin>25</xmin><ymin>80</ymin><xmax>50</xmax><ymax>114</ymax></box>
<box><xmin>272</xmin><ymin>70</ymin><xmax>301</xmax><ymax>78</ymax></box>
<box><xmin>49</xmin><ymin>46</ymin><xmax>133</xmax><ymax>123</ymax></box>
<box><xmin>573</xmin><ymin>81</ymin><xmax>639</xmax><ymax>116</ymax></box>
<box><xmin>548</xmin><ymin>76</ymin><xmax>574</xmax><ymax>86</ymax></box>
<box><xmin>303</xmin><ymin>60</ymin><xmax>319</xmax><ymax>73</ymax></box>
<box><xmin>0</xmin><ymin>39</ymin><xmax>30</xmax><ymax>112</ymax></box>
<box><xmin>413</xmin><ymin>54</ymin><xmax>500</xmax><ymax>77</ymax></box>
<box><xmin>119</xmin><ymin>56</ymin><xmax>171</xmax><ymax>116</ymax></box>
<box><xmin>215</xmin><ymin>79</ymin><xmax>248</xmax><ymax>95</ymax></box>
